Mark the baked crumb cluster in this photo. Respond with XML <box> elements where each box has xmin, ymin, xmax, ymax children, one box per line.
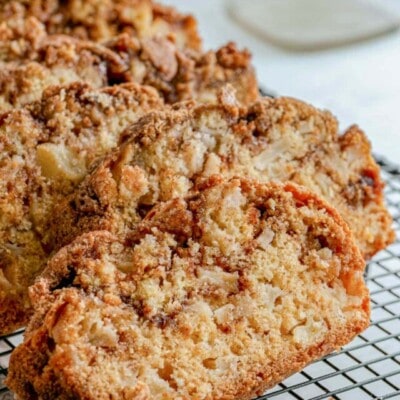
<box><xmin>0</xmin><ymin>0</ymin><xmax>393</xmax><ymax>399</ymax></box>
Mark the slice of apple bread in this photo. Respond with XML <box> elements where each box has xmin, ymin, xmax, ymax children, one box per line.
<box><xmin>0</xmin><ymin>82</ymin><xmax>162</xmax><ymax>333</ymax></box>
<box><xmin>6</xmin><ymin>178</ymin><xmax>370</xmax><ymax>400</ymax></box>
<box><xmin>0</xmin><ymin>17</ymin><xmax>257</xmax><ymax>109</ymax></box>
<box><xmin>51</xmin><ymin>94</ymin><xmax>394</xmax><ymax>260</ymax></box>
<box><xmin>0</xmin><ymin>0</ymin><xmax>201</xmax><ymax>50</ymax></box>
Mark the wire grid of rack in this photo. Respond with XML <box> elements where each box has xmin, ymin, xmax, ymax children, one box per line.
<box><xmin>0</xmin><ymin>157</ymin><xmax>399</xmax><ymax>400</ymax></box>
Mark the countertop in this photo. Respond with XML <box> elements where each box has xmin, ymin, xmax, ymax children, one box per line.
<box><xmin>165</xmin><ymin>0</ymin><xmax>400</xmax><ymax>164</ymax></box>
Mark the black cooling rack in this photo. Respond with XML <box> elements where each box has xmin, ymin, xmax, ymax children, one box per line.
<box><xmin>0</xmin><ymin>157</ymin><xmax>399</xmax><ymax>400</ymax></box>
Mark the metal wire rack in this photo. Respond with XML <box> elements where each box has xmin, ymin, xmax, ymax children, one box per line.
<box><xmin>0</xmin><ymin>157</ymin><xmax>399</xmax><ymax>400</ymax></box>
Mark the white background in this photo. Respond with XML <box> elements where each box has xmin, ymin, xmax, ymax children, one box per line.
<box><xmin>165</xmin><ymin>0</ymin><xmax>400</xmax><ymax>164</ymax></box>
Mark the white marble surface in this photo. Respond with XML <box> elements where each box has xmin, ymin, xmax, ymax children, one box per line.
<box><xmin>165</xmin><ymin>0</ymin><xmax>400</xmax><ymax>164</ymax></box>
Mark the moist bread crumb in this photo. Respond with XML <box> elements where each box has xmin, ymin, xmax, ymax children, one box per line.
<box><xmin>6</xmin><ymin>178</ymin><xmax>370</xmax><ymax>400</ymax></box>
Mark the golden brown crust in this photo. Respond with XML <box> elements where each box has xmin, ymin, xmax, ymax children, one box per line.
<box><xmin>7</xmin><ymin>178</ymin><xmax>369</xmax><ymax>399</ymax></box>
<box><xmin>52</xmin><ymin>95</ymin><xmax>394</xmax><ymax>260</ymax></box>
<box><xmin>0</xmin><ymin>0</ymin><xmax>202</xmax><ymax>50</ymax></box>
<box><xmin>0</xmin><ymin>82</ymin><xmax>163</xmax><ymax>334</ymax></box>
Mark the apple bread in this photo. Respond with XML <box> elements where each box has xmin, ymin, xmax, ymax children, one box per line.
<box><xmin>6</xmin><ymin>178</ymin><xmax>370</xmax><ymax>399</ymax></box>
<box><xmin>0</xmin><ymin>0</ymin><xmax>201</xmax><ymax>50</ymax></box>
<box><xmin>0</xmin><ymin>69</ymin><xmax>257</xmax><ymax>333</ymax></box>
<box><xmin>51</xmin><ymin>93</ymin><xmax>394</xmax><ymax>260</ymax></box>
<box><xmin>0</xmin><ymin>17</ymin><xmax>257</xmax><ymax>109</ymax></box>
<box><xmin>0</xmin><ymin>82</ymin><xmax>163</xmax><ymax>334</ymax></box>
